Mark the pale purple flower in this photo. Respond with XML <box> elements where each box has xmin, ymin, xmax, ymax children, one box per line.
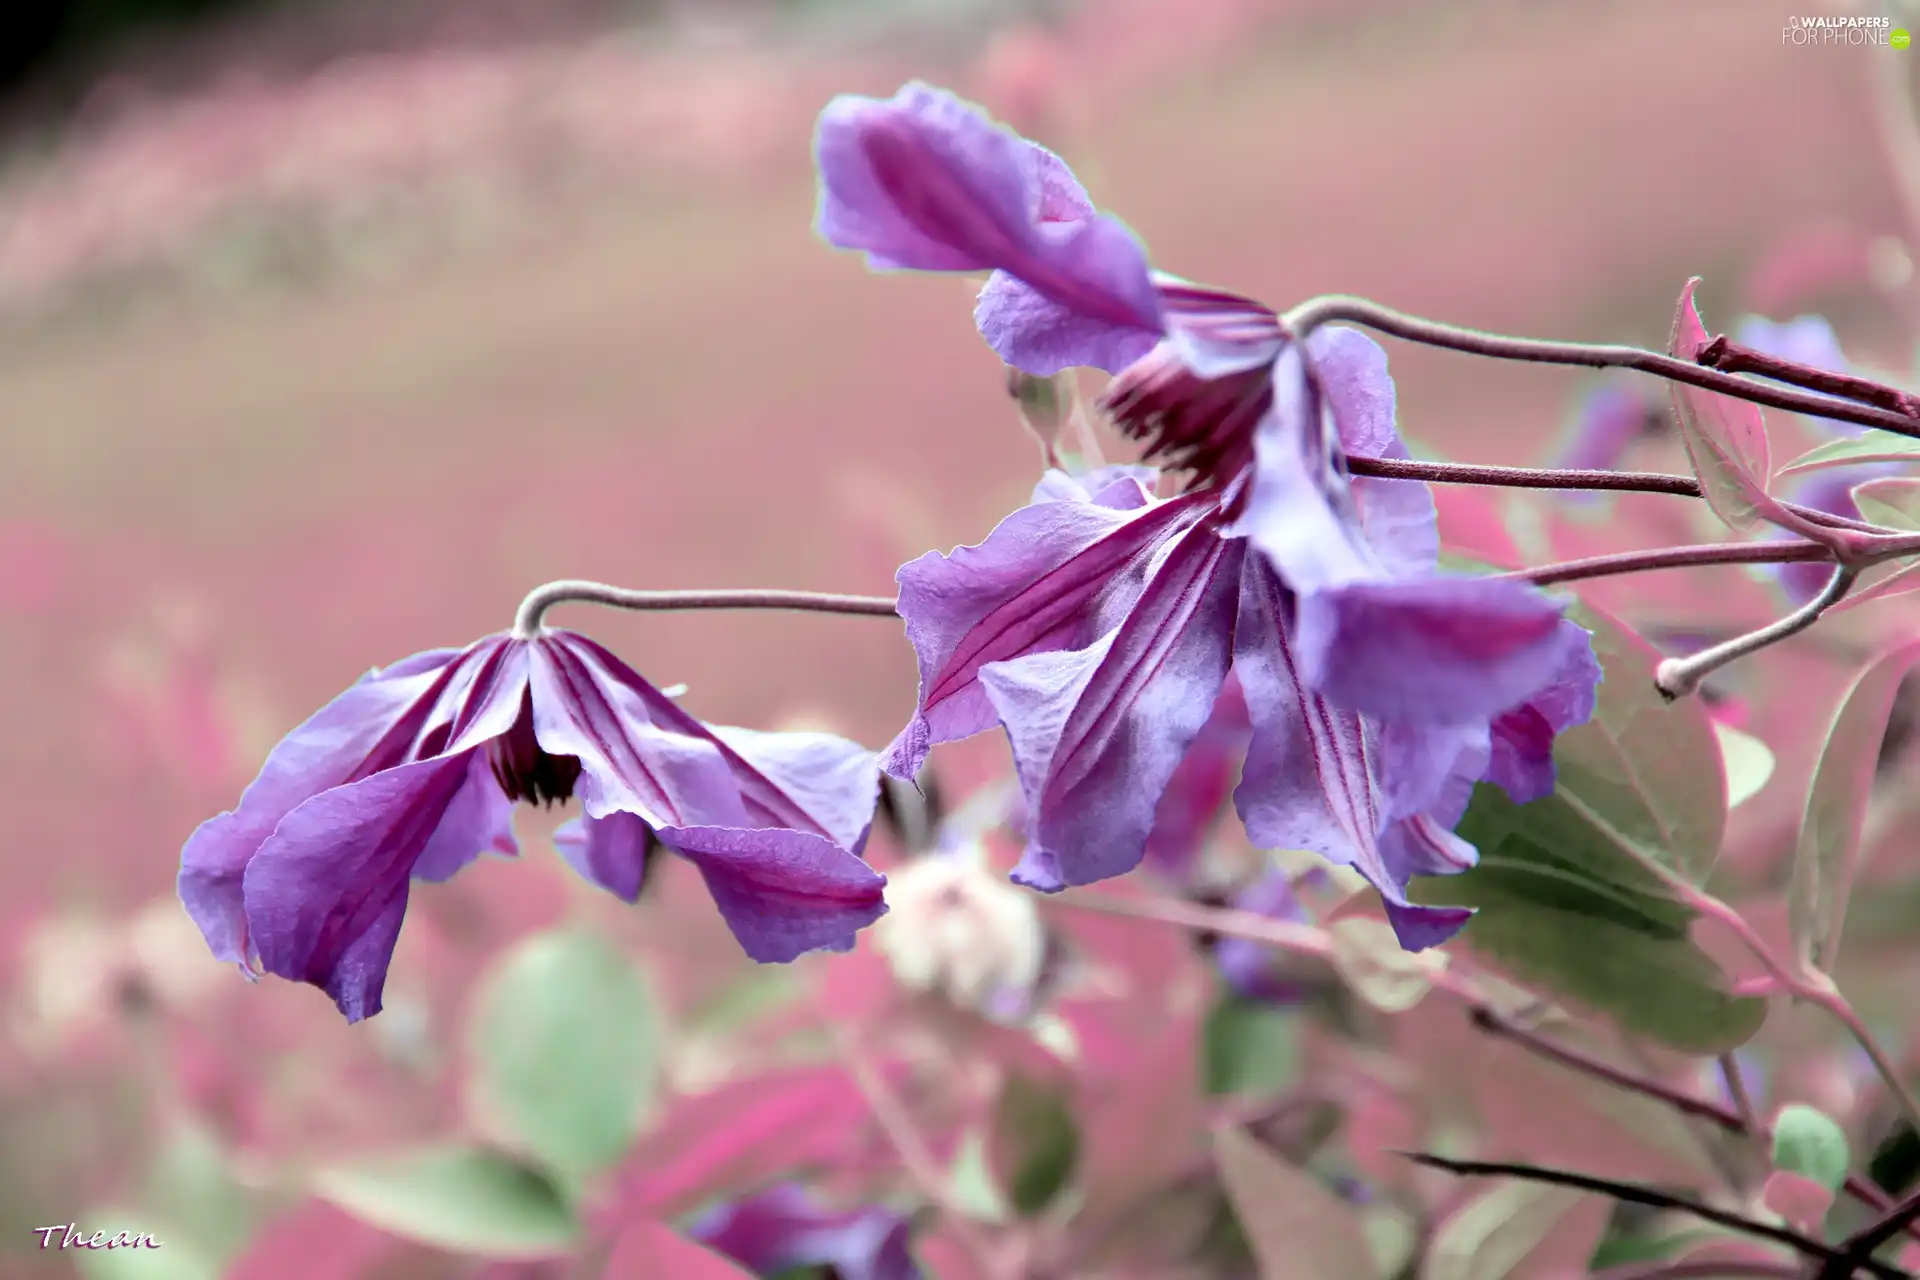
<box><xmin>1735</xmin><ymin>314</ymin><xmax>1860</xmax><ymax>437</ymax></box>
<box><xmin>1213</xmin><ymin>870</ymin><xmax>1314</xmax><ymax>1004</ymax></box>
<box><xmin>813</xmin><ymin>81</ymin><xmax>1578</xmax><ymax>730</ymax></box>
<box><xmin>1143</xmin><ymin>675</ymin><xmax>1251</xmax><ymax>878</ymax></box>
<box><xmin>1550</xmin><ymin>379</ymin><xmax>1665</xmax><ymax>503</ymax></box>
<box><xmin>177</xmin><ymin>630</ymin><xmax>885</xmax><ymax>1022</ymax></box>
<box><xmin>687</xmin><ymin>1185</ymin><xmax>921</xmax><ymax>1280</ymax></box>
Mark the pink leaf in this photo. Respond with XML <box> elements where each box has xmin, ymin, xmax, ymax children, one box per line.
<box><xmin>225</xmin><ymin>1198</ymin><xmax>405</xmax><ymax>1279</ymax></box>
<box><xmin>1760</xmin><ymin>1170</ymin><xmax>1834</xmax><ymax>1233</ymax></box>
<box><xmin>1667</xmin><ymin>277</ymin><xmax>1783</xmax><ymax>532</ymax></box>
<box><xmin>604</xmin><ymin>1220</ymin><xmax>757</xmax><ymax>1279</ymax></box>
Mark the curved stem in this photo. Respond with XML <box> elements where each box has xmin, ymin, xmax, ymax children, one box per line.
<box><xmin>513</xmin><ymin>581</ymin><xmax>899</xmax><ymax>638</ymax></box>
<box><xmin>1655</xmin><ymin>567</ymin><xmax>1858</xmax><ymax>699</ymax></box>
<box><xmin>1284</xmin><ymin>295</ymin><xmax>1920</xmax><ymax>438</ymax></box>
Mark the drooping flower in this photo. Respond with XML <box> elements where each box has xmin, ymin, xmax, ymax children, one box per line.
<box><xmin>178</xmin><ymin>629</ymin><xmax>886</xmax><ymax>1021</ymax></box>
<box><xmin>686</xmin><ymin>1184</ymin><xmax>922</xmax><ymax>1280</ymax></box>
<box><xmin>813</xmin><ymin>81</ymin><xmax>1577</xmax><ymax>730</ymax></box>
<box><xmin>879</xmin><ymin>380</ymin><xmax>1599</xmax><ymax>949</ymax></box>
<box><xmin>1142</xmin><ymin>675</ymin><xmax>1251</xmax><ymax>879</ymax></box>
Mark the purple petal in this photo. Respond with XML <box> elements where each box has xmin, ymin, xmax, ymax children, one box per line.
<box><xmin>1484</xmin><ymin>619</ymin><xmax>1602</xmax><ymax>804</ymax></box>
<box><xmin>242</xmin><ymin>753</ymin><xmax>476</xmax><ymax>1022</ymax></box>
<box><xmin>1030</xmin><ymin>464</ymin><xmax>1159</xmax><ymax>508</ymax></box>
<box><xmin>527</xmin><ymin>632</ymin><xmax>752</xmax><ymax>829</ymax></box>
<box><xmin>689</xmin><ymin>1185</ymin><xmax>922</xmax><ymax>1280</ymax></box>
<box><xmin>653</xmin><ymin>825</ymin><xmax>889</xmax><ymax>963</ymax></box>
<box><xmin>1292</xmin><ymin>574</ymin><xmax>1571</xmax><ymax>725</ymax></box>
<box><xmin>705</xmin><ymin>724</ymin><xmax>881</xmax><ymax>854</ymax></box>
<box><xmin>1144</xmin><ymin>675</ymin><xmax>1251</xmax><ymax>877</ymax></box>
<box><xmin>1554</xmin><ymin>380</ymin><xmax>1659</xmax><ymax>477</ymax></box>
<box><xmin>410</xmin><ymin>748</ymin><xmax>520</xmax><ymax>883</ymax></box>
<box><xmin>1309</xmin><ymin>327</ymin><xmax>1438</xmax><ymax>574</ymax></box>
<box><xmin>976</xmin><ymin>273</ymin><xmax>1162</xmax><ymax>375</ymax></box>
<box><xmin>1230</xmin><ymin>560</ymin><xmax>1472</xmax><ymax>948</ymax></box>
<box><xmin>177</xmin><ymin>648</ymin><xmax>463</xmax><ymax>967</ymax></box>
<box><xmin>553</xmin><ymin>812</ymin><xmax>658</xmax><ymax>904</ymax></box>
<box><xmin>813</xmin><ymin>82</ymin><xmax>1162</xmax><ymax>369</ymax></box>
<box><xmin>1214</xmin><ymin>870</ymin><xmax>1312</xmax><ymax>1004</ymax></box>
<box><xmin>885</xmin><ymin>491</ymin><xmax>1204</xmax><ymax>780</ymax></box>
<box><xmin>986</xmin><ymin>525</ymin><xmax>1239</xmax><ymax>890</ymax></box>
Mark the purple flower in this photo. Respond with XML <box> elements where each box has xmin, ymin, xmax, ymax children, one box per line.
<box><xmin>1142</xmin><ymin>675</ymin><xmax>1251</xmax><ymax>879</ymax></box>
<box><xmin>1213</xmin><ymin>870</ymin><xmax>1314</xmax><ymax>1004</ymax></box>
<box><xmin>1734</xmin><ymin>314</ymin><xmax>1859</xmax><ymax>437</ymax></box>
<box><xmin>814</xmin><ymin>82</ymin><xmax>1577</xmax><ymax>730</ymax></box>
<box><xmin>177</xmin><ymin>630</ymin><xmax>886</xmax><ymax>1021</ymax></box>
<box><xmin>1766</xmin><ymin>464</ymin><xmax>1905</xmax><ymax>606</ymax></box>
<box><xmin>1550</xmin><ymin>379</ymin><xmax>1664</xmax><ymax>499</ymax></box>
<box><xmin>687</xmin><ymin>1185</ymin><xmax>921</xmax><ymax>1280</ymax></box>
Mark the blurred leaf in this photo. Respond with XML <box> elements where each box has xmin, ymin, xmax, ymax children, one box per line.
<box><xmin>1714</xmin><ymin>723</ymin><xmax>1775</xmax><ymax>809</ymax></box>
<box><xmin>142</xmin><ymin>1118</ymin><xmax>254</xmax><ymax>1267</ymax></box>
<box><xmin>1361</xmin><ymin>1206</ymin><xmax>1420</xmax><ymax>1278</ymax></box>
<box><xmin>71</xmin><ymin>1214</ymin><xmax>216</xmax><ymax>1280</ymax></box>
<box><xmin>1203</xmin><ymin>994</ymin><xmax>1302</xmax><ymax>1097</ymax></box>
<box><xmin>604</xmin><ymin>1220</ymin><xmax>756</xmax><ymax>1278</ymax></box>
<box><xmin>1587</xmin><ymin>1226</ymin><xmax>1726</xmax><ymax>1271</ymax></box>
<box><xmin>1760</xmin><ymin>1170</ymin><xmax>1834</xmax><ymax>1232</ymax></box>
<box><xmin>1212</xmin><ymin>1126</ymin><xmax>1377</xmax><ymax>1280</ymax></box>
<box><xmin>467</xmin><ymin>926</ymin><xmax>661</xmax><ymax>1184</ymax></box>
<box><xmin>311</xmin><ymin>1145</ymin><xmax>579</xmax><ymax>1260</ymax></box>
<box><xmin>1853</xmin><ymin>476</ymin><xmax>1920</xmax><ymax>530</ymax></box>
<box><xmin>947</xmin><ymin>1128</ymin><xmax>1012</xmax><ymax>1224</ymax></box>
<box><xmin>986</xmin><ymin>1073</ymin><xmax>1081</xmax><ymax>1217</ymax></box>
<box><xmin>1791</xmin><ymin>638</ymin><xmax>1920</xmax><ymax>974</ymax></box>
<box><xmin>1779</xmin><ymin>431</ymin><xmax>1920</xmax><ymax>477</ymax></box>
<box><xmin>1666</xmin><ymin>278</ymin><xmax>1778</xmax><ymax>531</ymax></box>
<box><xmin>1771</xmin><ymin>1104</ymin><xmax>1851</xmax><ymax>1192</ymax></box>
<box><xmin>1329</xmin><ymin>917</ymin><xmax>1445</xmax><ymax>1013</ymax></box>
<box><xmin>1422</xmin><ymin>1181</ymin><xmax>1586</xmax><ymax>1280</ymax></box>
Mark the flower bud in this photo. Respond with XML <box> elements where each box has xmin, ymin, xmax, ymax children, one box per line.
<box><xmin>871</xmin><ymin>846</ymin><xmax>1053</xmax><ymax>1022</ymax></box>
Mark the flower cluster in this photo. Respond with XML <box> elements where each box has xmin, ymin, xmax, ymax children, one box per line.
<box><xmin>176</xmin><ymin>80</ymin><xmax>1607</xmax><ymax>1023</ymax></box>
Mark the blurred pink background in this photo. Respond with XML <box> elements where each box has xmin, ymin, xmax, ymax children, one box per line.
<box><xmin>0</xmin><ymin>0</ymin><xmax>1912</xmax><ymax>1273</ymax></box>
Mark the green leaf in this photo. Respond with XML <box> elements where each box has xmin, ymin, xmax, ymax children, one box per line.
<box><xmin>1202</xmin><ymin>994</ymin><xmax>1301</xmax><ymax>1097</ymax></box>
<box><xmin>1778</xmin><ymin>431</ymin><xmax>1920</xmax><ymax>478</ymax></box>
<box><xmin>1552</xmin><ymin>598</ymin><xmax>1728</xmax><ymax>885</ymax></box>
<box><xmin>1714</xmin><ymin>723</ymin><xmax>1776</xmax><ymax>810</ymax></box>
<box><xmin>142</xmin><ymin>1120</ymin><xmax>254</xmax><ymax>1268</ymax></box>
<box><xmin>1791</xmin><ymin>638</ymin><xmax>1920</xmax><ymax>975</ymax></box>
<box><xmin>1771</xmin><ymin>1104</ymin><xmax>1851</xmax><ymax>1192</ymax></box>
<box><xmin>1666</xmin><ymin>278</ymin><xmax>1778</xmax><ymax>532</ymax></box>
<box><xmin>311</xmin><ymin>1145</ymin><xmax>579</xmax><ymax>1260</ymax></box>
<box><xmin>466</xmin><ymin>927</ymin><xmax>661</xmax><ymax>1184</ymax></box>
<box><xmin>71</xmin><ymin>1214</ymin><xmax>217</xmax><ymax>1280</ymax></box>
<box><xmin>986</xmin><ymin>1074</ymin><xmax>1081</xmax><ymax>1217</ymax></box>
<box><xmin>1328</xmin><ymin>917</ymin><xmax>1446</xmax><ymax>1013</ymax></box>
<box><xmin>1424</xmin><ymin>1181</ymin><xmax>1584</xmax><ymax>1280</ymax></box>
<box><xmin>1851</xmin><ymin>475</ymin><xmax>1920</xmax><ymax>531</ymax></box>
<box><xmin>1411</xmin><ymin>601</ymin><xmax>1763</xmax><ymax>1053</ymax></box>
<box><xmin>1212</xmin><ymin>1127</ymin><xmax>1377</xmax><ymax>1280</ymax></box>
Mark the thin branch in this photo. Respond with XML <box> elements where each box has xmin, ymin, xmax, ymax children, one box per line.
<box><xmin>1282</xmin><ymin>295</ymin><xmax>1920</xmax><ymax>438</ymax></box>
<box><xmin>1510</xmin><ymin>541</ymin><xmax>1833</xmax><ymax>589</ymax></box>
<box><xmin>1698</xmin><ymin>335</ymin><xmax>1920</xmax><ymax>419</ymax></box>
<box><xmin>1397</xmin><ymin>1153</ymin><xmax>1905</xmax><ymax>1278</ymax></box>
<box><xmin>1829</xmin><ymin>1186</ymin><xmax>1920</xmax><ymax>1277</ymax></box>
<box><xmin>1655</xmin><ymin>567</ymin><xmax>1858</xmax><ymax>699</ymax></box>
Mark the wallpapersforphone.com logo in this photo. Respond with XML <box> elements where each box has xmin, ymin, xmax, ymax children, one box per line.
<box><xmin>1784</xmin><ymin>14</ymin><xmax>1909</xmax><ymax>46</ymax></box>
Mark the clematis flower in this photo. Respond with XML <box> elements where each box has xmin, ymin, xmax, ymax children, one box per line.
<box><xmin>686</xmin><ymin>1184</ymin><xmax>922</xmax><ymax>1280</ymax></box>
<box><xmin>1142</xmin><ymin>675</ymin><xmax>1251</xmax><ymax>879</ymax></box>
<box><xmin>177</xmin><ymin>629</ymin><xmax>886</xmax><ymax>1022</ymax></box>
<box><xmin>1735</xmin><ymin>314</ymin><xmax>1860</xmax><ymax>437</ymax></box>
<box><xmin>814</xmin><ymin>81</ymin><xmax>1577</xmax><ymax>730</ymax></box>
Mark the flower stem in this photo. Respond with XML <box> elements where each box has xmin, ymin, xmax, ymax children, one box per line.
<box><xmin>1283</xmin><ymin>295</ymin><xmax>1920</xmax><ymax>438</ymax></box>
<box><xmin>1655</xmin><ymin>567</ymin><xmax>1858</xmax><ymax>699</ymax></box>
<box><xmin>1698</xmin><ymin>334</ymin><xmax>1920</xmax><ymax>419</ymax></box>
<box><xmin>512</xmin><ymin>581</ymin><xmax>899</xmax><ymax>638</ymax></box>
<box><xmin>1344</xmin><ymin>454</ymin><xmax>1884</xmax><ymax>535</ymax></box>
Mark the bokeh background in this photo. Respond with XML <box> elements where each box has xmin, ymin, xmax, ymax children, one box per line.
<box><xmin>0</xmin><ymin>0</ymin><xmax>1914</xmax><ymax>1276</ymax></box>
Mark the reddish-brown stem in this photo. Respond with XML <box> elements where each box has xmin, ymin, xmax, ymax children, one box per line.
<box><xmin>1697</xmin><ymin>335</ymin><xmax>1920</xmax><ymax>420</ymax></box>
